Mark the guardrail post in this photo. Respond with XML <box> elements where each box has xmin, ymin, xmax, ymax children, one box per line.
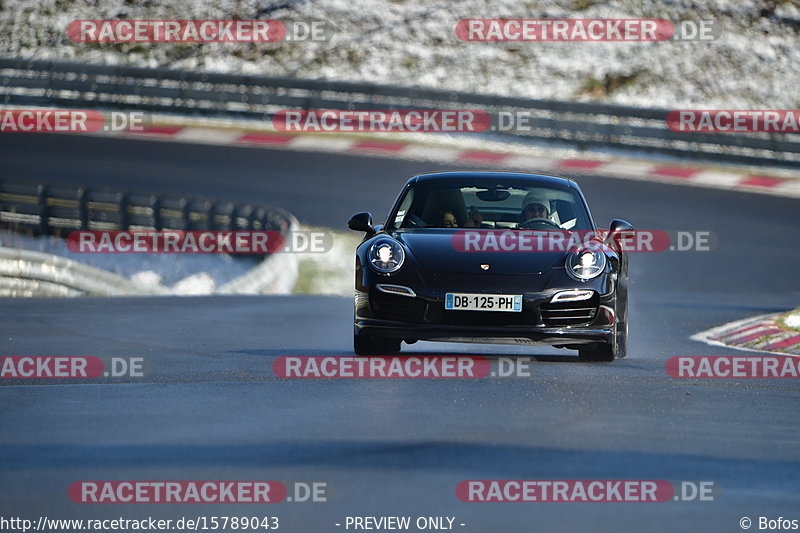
<box><xmin>181</xmin><ymin>198</ymin><xmax>191</xmax><ymax>230</ymax></box>
<box><xmin>37</xmin><ymin>184</ymin><xmax>49</xmax><ymax>236</ymax></box>
<box><xmin>151</xmin><ymin>195</ymin><xmax>162</xmax><ymax>230</ymax></box>
<box><xmin>245</xmin><ymin>205</ymin><xmax>256</xmax><ymax>231</ymax></box>
<box><xmin>77</xmin><ymin>187</ymin><xmax>88</xmax><ymax>229</ymax></box>
<box><xmin>118</xmin><ymin>193</ymin><xmax>130</xmax><ymax>231</ymax></box>
<box><xmin>208</xmin><ymin>201</ymin><xmax>218</xmax><ymax>231</ymax></box>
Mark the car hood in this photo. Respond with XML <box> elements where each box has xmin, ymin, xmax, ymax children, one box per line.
<box><xmin>395</xmin><ymin>230</ymin><xmax>567</xmax><ymax>275</ymax></box>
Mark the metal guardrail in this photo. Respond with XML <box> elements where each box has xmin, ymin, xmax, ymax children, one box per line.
<box><xmin>1</xmin><ymin>57</ymin><xmax>799</xmax><ymax>168</ymax></box>
<box><xmin>0</xmin><ymin>246</ymin><xmax>153</xmax><ymax>297</ymax></box>
<box><xmin>0</xmin><ymin>228</ymin><xmax>300</xmax><ymax>297</ymax></box>
<box><xmin>0</xmin><ymin>179</ymin><xmax>293</xmax><ymax>252</ymax></box>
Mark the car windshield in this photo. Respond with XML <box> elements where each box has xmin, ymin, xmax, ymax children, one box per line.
<box><xmin>389</xmin><ymin>179</ymin><xmax>593</xmax><ymax>231</ymax></box>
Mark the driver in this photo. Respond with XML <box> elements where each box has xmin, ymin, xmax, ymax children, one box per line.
<box><xmin>519</xmin><ymin>195</ymin><xmax>551</xmax><ymax>224</ymax></box>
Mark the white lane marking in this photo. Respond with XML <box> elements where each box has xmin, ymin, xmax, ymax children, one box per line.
<box><xmin>719</xmin><ymin>325</ymin><xmax>778</xmax><ymax>342</ymax></box>
<box><xmin>690</xmin><ymin>170</ymin><xmax>745</xmax><ymax>188</ymax></box>
<box><xmin>174</xmin><ymin>127</ymin><xmax>242</xmax><ymax>144</ymax></box>
<box><xmin>401</xmin><ymin>145</ymin><xmax>463</xmax><ymax>162</ymax></box>
<box><xmin>775</xmin><ymin>179</ymin><xmax>800</xmax><ymax>197</ymax></box>
<box><xmin>699</xmin><ymin>315</ymin><xmax>777</xmax><ymax>340</ymax></box>
<box><xmin>504</xmin><ymin>155</ymin><xmax>560</xmax><ymax>171</ymax></box>
<box><xmin>288</xmin><ymin>136</ymin><xmax>357</xmax><ymax>152</ymax></box>
<box><xmin>598</xmin><ymin>161</ymin><xmax>657</xmax><ymax>178</ymax></box>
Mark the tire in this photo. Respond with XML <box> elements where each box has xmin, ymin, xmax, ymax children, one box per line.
<box><xmin>354</xmin><ymin>334</ymin><xmax>402</xmax><ymax>356</ymax></box>
<box><xmin>615</xmin><ymin>313</ymin><xmax>628</xmax><ymax>359</ymax></box>
<box><xmin>578</xmin><ymin>343</ymin><xmax>614</xmax><ymax>362</ymax></box>
<box><xmin>578</xmin><ymin>312</ymin><xmax>627</xmax><ymax>362</ymax></box>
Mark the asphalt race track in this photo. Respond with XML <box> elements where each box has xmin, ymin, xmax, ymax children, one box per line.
<box><xmin>1</xmin><ymin>133</ymin><xmax>799</xmax><ymax>532</ymax></box>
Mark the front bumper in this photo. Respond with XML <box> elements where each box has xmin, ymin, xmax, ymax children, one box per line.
<box><xmin>355</xmin><ymin>319</ymin><xmax>612</xmax><ymax>346</ymax></box>
<box><xmin>355</xmin><ymin>284</ymin><xmax>616</xmax><ymax>347</ymax></box>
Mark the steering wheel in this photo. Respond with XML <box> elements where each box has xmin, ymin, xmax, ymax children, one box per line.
<box><xmin>518</xmin><ymin>218</ymin><xmax>560</xmax><ymax>229</ymax></box>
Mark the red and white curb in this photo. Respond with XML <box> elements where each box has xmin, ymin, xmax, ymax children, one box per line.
<box><xmin>692</xmin><ymin>314</ymin><xmax>800</xmax><ymax>356</ymax></box>
<box><xmin>108</xmin><ymin>124</ymin><xmax>800</xmax><ymax>200</ymax></box>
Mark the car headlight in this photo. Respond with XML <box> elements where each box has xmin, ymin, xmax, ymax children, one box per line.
<box><xmin>566</xmin><ymin>249</ymin><xmax>606</xmax><ymax>281</ymax></box>
<box><xmin>368</xmin><ymin>238</ymin><xmax>405</xmax><ymax>274</ymax></box>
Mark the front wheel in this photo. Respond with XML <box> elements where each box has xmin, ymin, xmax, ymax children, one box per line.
<box><xmin>578</xmin><ymin>316</ymin><xmax>627</xmax><ymax>362</ymax></box>
<box><xmin>354</xmin><ymin>334</ymin><xmax>402</xmax><ymax>356</ymax></box>
<box><xmin>578</xmin><ymin>343</ymin><xmax>614</xmax><ymax>362</ymax></box>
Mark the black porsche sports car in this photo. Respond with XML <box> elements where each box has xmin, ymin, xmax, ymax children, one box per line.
<box><xmin>348</xmin><ymin>171</ymin><xmax>633</xmax><ymax>362</ymax></box>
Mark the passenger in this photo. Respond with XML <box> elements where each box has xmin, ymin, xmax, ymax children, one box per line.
<box><xmin>441</xmin><ymin>210</ymin><xmax>458</xmax><ymax>228</ymax></box>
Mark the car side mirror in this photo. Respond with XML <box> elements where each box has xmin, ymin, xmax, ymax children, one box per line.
<box><xmin>607</xmin><ymin>219</ymin><xmax>634</xmax><ymax>252</ymax></box>
<box><xmin>348</xmin><ymin>212</ymin><xmax>376</xmax><ymax>235</ymax></box>
<box><xmin>609</xmin><ymin>219</ymin><xmax>634</xmax><ymax>233</ymax></box>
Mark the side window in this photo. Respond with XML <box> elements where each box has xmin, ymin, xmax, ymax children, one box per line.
<box><xmin>394</xmin><ymin>188</ymin><xmax>414</xmax><ymax>228</ymax></box>
<box><xmin>551</xmin><ymin>200</ymin><xmax>577</xmax><ymax>229</ymax></box>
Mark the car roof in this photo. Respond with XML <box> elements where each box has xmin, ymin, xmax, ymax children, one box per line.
<box><xmin>409</xmin><ymin>171</ymin><xmax>578</xmax><ymax>189</ymax></box>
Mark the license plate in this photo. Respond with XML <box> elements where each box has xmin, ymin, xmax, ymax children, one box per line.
<box><xmin>445</xmin><ymin>293</ymin><xmax>522</xmax><ymax>312</ymax></box>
